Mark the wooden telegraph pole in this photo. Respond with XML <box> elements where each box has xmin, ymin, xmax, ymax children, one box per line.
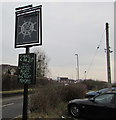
<box><xmin>105</xmin><ymin>23</ymin><xmax>112</xmax><ymax>88</ymax></box>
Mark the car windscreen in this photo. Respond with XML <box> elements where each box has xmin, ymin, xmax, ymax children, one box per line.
<box><xmin>94</xmin><ymin>93</ymin><xmax>114</xmax><ymax>104</ymax></box>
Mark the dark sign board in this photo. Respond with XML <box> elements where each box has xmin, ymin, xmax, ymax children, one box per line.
<box><xmin>18</xmin><ymin>53</ymin><xmax>36</xmax><ymax>84</ymax></box>
<box><xmin>15</xmin><ymin>5</ymin><xmax>42</xmax><ymax>48</ymax></box>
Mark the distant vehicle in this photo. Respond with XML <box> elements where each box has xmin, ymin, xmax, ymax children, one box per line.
<box><xmin>68</xmin><ymin>91</ymin><xmax>116</xmax><ymax>119</ymax></box>
<box><xmin>86</xmin><ymin>87</ymin><xmax>116</xmax><ymax>98</ymax></box>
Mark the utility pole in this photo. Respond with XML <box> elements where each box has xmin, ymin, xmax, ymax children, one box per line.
<box><xmin>105</xmin><ymin>23</ymin><xmax>112</xmax><ymax>88</ymax></box>
<box><xmin>75</xmin><ymin>54</ymin><xmax>79</xmax><ymax>81</ymax></box>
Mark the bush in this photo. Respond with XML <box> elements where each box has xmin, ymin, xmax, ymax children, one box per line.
<box><xmin>81</xmin><ymin>79</ymin><xmax>108</xmax><ymax>90</ymax></box>
<box><xmin>60</xmin><ymin>83</ymin><xmax>87</xmax><ymax>102</ymax></box>
<box><xmin>29</xmin><ymin>84</ymin><xmax>87</xmax><ymax>118</ymax></box>
<box><xmin>29</xmin><ymin>85</ymin><xmax>61</xmax><ymax>113</ymax></box>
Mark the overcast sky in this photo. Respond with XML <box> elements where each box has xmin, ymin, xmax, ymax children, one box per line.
<box><xmin>0</xmin><ymin>1</ymin><xmax>115</xmax><ymax>82</ymax></box>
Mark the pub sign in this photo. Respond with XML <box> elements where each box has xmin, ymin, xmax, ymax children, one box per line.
<box><xmin>15</xmin><ymin>5</ymin><xmax>42</xmax><ymax>48</ymax></box>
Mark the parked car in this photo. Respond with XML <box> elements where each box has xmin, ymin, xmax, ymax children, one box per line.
<box><xmin>86</xmin><ymin>87</ymin><xmax>116</xmax><ymax>98</ymax></box>
<box><xmin>86</xmin><ymin>90</ymin><xmax>99</xmax><ymax>98</ymax></box>
<box><xmin>68</xmin><ymin>91</ymin><xmax>116</xmax><ymax>119</ymax></box>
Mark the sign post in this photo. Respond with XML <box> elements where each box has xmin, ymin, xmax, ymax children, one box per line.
<box><xmin>23</xmin><ymin>47</ymin><xmax>29</xmax><ymax>120</ymax></box>
<box><xmin>15</xmin><ymin>5</ymin><xmax>42</xmax><ymax>120</ymax></box>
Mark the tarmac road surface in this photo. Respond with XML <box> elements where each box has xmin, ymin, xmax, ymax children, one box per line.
<box><xmin>2</xmin><ymin>95</ymin><xmax>85</xmax><ymax>120</ymax></box>
<box><xmin>2</xmin><ymin>95</ymin><xmax>23</xmax><ymax>119</ymax></box>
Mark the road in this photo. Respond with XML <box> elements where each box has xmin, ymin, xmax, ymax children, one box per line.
<box><xmin>2</xmin><ymin>95</ymin><xmax>84</xmax><ymax>120</ymax></box>
<box><xmin>2</xmin><ymin>96</ymin><xmax>23</xmax><ymax>119</ymax></box>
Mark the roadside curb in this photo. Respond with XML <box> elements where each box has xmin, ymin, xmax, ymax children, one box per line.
<box><xmin>2</xmin><ymin>89</ymin><xmax>33</xmax><ymax>97</ymax></box>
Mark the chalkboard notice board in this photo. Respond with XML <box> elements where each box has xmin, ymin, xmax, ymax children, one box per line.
<box><xmin>18</xmin><ymin>53</ymin><xmax>36</xmax><ymax>84</ymax></box>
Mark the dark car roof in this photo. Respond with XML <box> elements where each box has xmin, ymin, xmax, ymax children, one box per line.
<box><xmin>98</xmin><ymin>87</ymin><xmax>116</xmax><ymax>93</ymax></box>
<box><xmin>69</xmin><ymin>91</ymin><xmax>116</xmax><ymax>104</ymax></box>
<box><xmin>86</xmin><ymin>87</ymin><xmax>116</xmax><ymax>95</ymax></box>
<box><xmin>93</xmin><ymin>91</ymin><xmax>116</xmax><ymax>97</ymax></box>
<box><xmin>105</xmin><ymin>91</ymin><xmax>116</xmax><ymax>94</ymax></box>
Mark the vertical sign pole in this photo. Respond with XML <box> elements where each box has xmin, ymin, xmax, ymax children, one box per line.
<box><xmin>23</xmin><ymin>47</ymin><xmax>30</xmax><ymax>120</ymax></box>
<box><xmin>105</xmin><ymin>23</ymin><xmax>112</xmax><ymax>88</ymax></box>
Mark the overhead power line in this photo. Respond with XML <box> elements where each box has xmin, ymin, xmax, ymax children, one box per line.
<box><xmin>86</xmin><ymin>28</ymin><xmax>106</xmax><ymax>78</ymax></box>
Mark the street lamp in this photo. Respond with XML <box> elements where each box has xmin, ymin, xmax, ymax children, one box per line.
<box><xmin>85</xmin><ymin>70</ymin><xmax>86</xmax><ymax>80</ymax></box>
<box><xmin>75</xmin><ymin>54</ymin><xmax>79</xmax><ymax>81</ymax></box>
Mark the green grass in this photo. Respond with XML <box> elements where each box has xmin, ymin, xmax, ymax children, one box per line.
<box><xmin>0</xmin><ymin>88</ymin><xmax>33</xmax><ymax>94</ymax></box>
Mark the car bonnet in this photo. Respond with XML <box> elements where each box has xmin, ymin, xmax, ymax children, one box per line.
<box><xmin>69</xmin><ymin>98</ymin><xmax>89</xmax><ymax>104</ymax></box>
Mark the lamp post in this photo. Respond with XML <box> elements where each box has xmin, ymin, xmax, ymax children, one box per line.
<box><xmin>85</xmin><ymin>70</ymin><xmax>86</xmax><ymax>80</ymax></box>
<box><xmin>75</xmin><ymin>54</ymin><xmax>79</xmax><ymax>81</ymax></box>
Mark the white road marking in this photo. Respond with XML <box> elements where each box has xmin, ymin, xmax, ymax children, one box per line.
<box><xmin>2</xmin><ymin>103</ymin><xmax>14</xmax><ymax>108</ymax></box>
<box><xmin>13</xmin><ymin>115</ymin><xmax>22</xmax><ymax>119</ymax></box>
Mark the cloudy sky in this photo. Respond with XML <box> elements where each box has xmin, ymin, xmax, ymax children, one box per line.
<box><xmin>0</xmin><ymin>1</ymin><xmax>115</xmax><ymax>82</ymax></box>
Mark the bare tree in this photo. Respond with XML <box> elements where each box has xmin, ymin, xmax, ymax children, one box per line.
<box><xmin>32</xmin><ymin>48</ymin><xmax>49</xmax><ymax>78</ymax></box>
